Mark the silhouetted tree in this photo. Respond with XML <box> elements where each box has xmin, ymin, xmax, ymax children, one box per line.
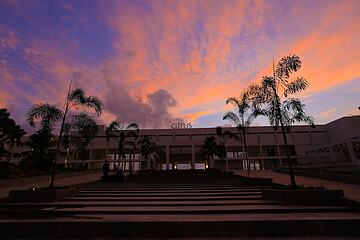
<box><xmin>201</xmin><ymin>136</ymin><xmax>218</xmax><ymax>168</ymax></box>
<box><xmin>117</xmin><ymin>123</ymin><xmax>138</xmax><ymax>172</ymax></box>
<box><xmin>138</xmin><ymin>135</ymin><xmax>155</xmax><ymax>170</ymax></box>
<box><xmin>249</xmin><ymin>54</ymin><xmax>314</xmax><ymax>188</ymax></box>
<box><xmin>224</xmin><ymin>91</ymin><xmax>258</xmax><ymax>178</ymax></box>
<box><xmin>71</xmin><ymin>114</ymin><xmax>98</xmax><ymax>168</ymax></box>
<box><xmin>105</xmin><ymin>121</ymin><xmax>120</xmax><ymax>163</ymax></box>
<box><xmin>21</xmin><ymin>129</ymin><xmax>54</xmax><ymax>173</ymax></box>
<box><xmin>215</xmin><ymin>126</ymin><xmax>235</xmax><ymax>171</ymax></box>
<box><xmin>26</xmin><ymin>82</ymin><xmax>103</xmax><ymax>187</ymax></box>
<box><xmin>0</xmin><ymin>109</ymin><xmax>26</xmax><ymax>160</ymax></box>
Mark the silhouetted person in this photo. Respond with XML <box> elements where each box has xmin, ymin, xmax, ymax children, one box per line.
<box><xmin>102</xmin><ymin>160</ymin><xmax>109</xmax><ymax>181</ymax></box>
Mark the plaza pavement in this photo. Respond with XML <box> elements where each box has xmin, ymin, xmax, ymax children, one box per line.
<box><xmin>234</xmin><ymin>170</ymin><xmax>360</xmax><ymax>202</ymax></box>
<box><xmin>1</xmin><ymin>169</ymin><xmax>359</xmax><ymax>202</ymax></box>
<box><xmin>0</xmin><ymin>170</ymin><xmax>102</xmax><ymax>199</ymax></box>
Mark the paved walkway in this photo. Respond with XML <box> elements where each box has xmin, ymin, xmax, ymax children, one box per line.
<box><xmin>0</xmin><ymin>171</ymin><xmax>101</xmax><ymax>199</ymax></box>
<box><xmin>235</xmin><ymin>170</ymin><xmax>360</xmax><ymax>202</ymax></box>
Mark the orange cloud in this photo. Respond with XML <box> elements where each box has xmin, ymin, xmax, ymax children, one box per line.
<box><xmin>1</xmin><ymin>0</ymin><xmax>359</xmax><ymax>128</ymax></box>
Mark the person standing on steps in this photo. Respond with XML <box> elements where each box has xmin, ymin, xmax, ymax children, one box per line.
<box><xmin>102</xmin><ymin>160</ymin><xmax>109</xmax><ymax>181</ymax></box>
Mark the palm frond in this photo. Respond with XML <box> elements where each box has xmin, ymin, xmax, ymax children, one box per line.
<box><xmin>223</xmin><ymin>111</ymin><xmax>241</xmax><ymax>126</ymax></box>
<box><xmin>68</xmin><ymin>88</ymin><xmax>86</xmax><ymax>102</ymax></box>
<box><xmin>106</xmin><ymin>120</ymin><xmax>120</xmax><ymax>138</ymax></box>
<box><xmin>84</xmin><ymin>96</ymin><xmax>103</xmax><ymax>115</ymax></box>
<box><xmin>226</xmin><ymin>97</ymin><xmax>242</xmax><ymax>109</ymax></box>
<box><xmin>276</xmin><ymin>54</ymin><xmax>302</xmax><ymax>79</ymax></box>
<box><xmin>68</xmin><ymin>88</ymin><xmax>103</xmax><ymax>115</ymax></box>
<box><xmin>282</xmin><ymin>98</ymin><xmax>315</xmax><ymax>127</ymax></box>
<box><xmin>284</xmin><ymin>77</ymin><xmax>308</xmax><ymax>96</ymax></box>
<box><xmin>72</xmin><ymin>113</ymin><xmax>98</xmax><ymax>138</ymax></box>
<box><xmin>126</xmin><ymin>123</ymin><xmax>139</xmax><ymax>131</ymax></box>
<box><xmin>26</xmin><ymin>103</ymin><xmax>63</xmax><ymax>130</ymax></box>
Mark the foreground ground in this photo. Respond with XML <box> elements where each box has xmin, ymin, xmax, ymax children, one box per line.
<box><xmin>1</xmin><ymin>181</ymin><xmax>359</xmax><ymax>238</ymax></box>
<box><xmin>235</xmin><ymin>170</ymin><xmax>360</xmax><ymax>202</ymax></box>
<box><xmin>0</xmin><ymin>170</ymin><xmax>101</xmax><ymax>199</ymax></box>
<box><xmin>1</xmin><ymin>169</ymin><xmax>359</xmax><ymax>238</ymax></box>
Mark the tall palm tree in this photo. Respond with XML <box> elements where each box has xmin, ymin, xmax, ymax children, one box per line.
<box><xmin>224</xmin><ymin>91</ymin><xmax>257</xmax><ymax>178</ymax></box>
<box><xmin>249</xmin><ymin>54</ymin><xmax>314</xmax><ymax>188</ymax></box>
<box><xmin>201</xmin><ymin>136</ymin><xmax>218</xmax><ymax>168</ymax></box>
<box><xmin>26</xmin><ymin>81</ymin><xmax>103</xmax><ymax>188</ymax></box>
<box><xmin>117</xmin><ymin>123</ymin><xmax>139</xmax><ymax>171</ymax></box>
<box><xmin>138</xmin><ymin>135</ymin><xmax>155</xmax><ymax>170</ymax></box>
<box><xmin>105</xmin><ymin>121</ymin><xmax>120</xmax><ymax>163</ymax></box>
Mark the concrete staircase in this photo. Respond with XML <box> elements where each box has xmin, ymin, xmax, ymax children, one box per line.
<box><xmin>1</xmin><ymin>181</ymin><xmax>359</xmax><ymax>238</ymax></box>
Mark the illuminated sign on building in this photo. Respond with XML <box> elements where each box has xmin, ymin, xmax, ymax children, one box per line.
<box><xmin>171</xmin><ymin>122</ymin><xmax>192</xmax><ymax>129</ymax></box>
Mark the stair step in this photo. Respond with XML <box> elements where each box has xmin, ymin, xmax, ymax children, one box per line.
<box><xmin>77</xmin><ymin>188</ymin><xmax>262</xmax><ymax>194</ymax></box>
<box><xmin>3</xmin><ymin>199</ymin><xmax>276</xmax><ymax>208</ymax></box>
<box><xmin>64</xmin><ymin>195</ymin><xmax>264</xmax><ymax>201</ymax></box>
<box><xmin>52</xmin><ymin>205</ymin><xmax>352</xmax><ymax>214</ymax></box>
<box><xmin>75</xmin><ymin>192</ymin><xmax>261</xmax><ymax>198</ymax></box>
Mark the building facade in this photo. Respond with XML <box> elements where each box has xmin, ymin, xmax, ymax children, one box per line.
<box><xmin>6</xmin><ymin>116</ymin><xmax>360</xmax><ymax>171</ymax></box>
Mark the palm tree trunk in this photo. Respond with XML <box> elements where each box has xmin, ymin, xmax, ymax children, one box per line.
<box><xmin>242</xmin><ymin>128</ymin><xmax>250</xmax><ymax>178</ymax></box>
<box><xmin>50</xmin><ymin>82</ymin><xmax>72</xmax><ymax>188</ymax></box>
<box><xmin>146</xmin><ymin>154</ymin><xmax>150</xmax><ymax>170</ymax></box>
<box><xmin>271</xmin><ymin>60</ymin><xmax>296</xmax><ymax>188</ymax></box>
<box><xmin>225</xmin><ymin>142</ymin><xmax>229</xmax><ymax>172</ymax></box>
<box><xmin>88</xmin><ymin>141</ymin><xmax>93</xmax><ymax>170</ymax></box>
<box><xmin>65</xmin><ymin>148</ymin><xmax>69</xmax><ymax>168</ymax></box>
<box><xmin>9</xmin><ymin>142</ymin><xmax>15</xmax><ymax>164</ymax></box>
<box><xmin>280</xmin><ymin>121</ymin><xmax>296</xmax><ymax>188</ymax></box>
<box><xmin>105</xmin><ymin>139</ymin><xmax>109</xmax><ymax>163</ymax></box>
<box><xmin>51</xmin><ymin>117</ymin><xmax>65</xmax><ymax>188</ymax></box>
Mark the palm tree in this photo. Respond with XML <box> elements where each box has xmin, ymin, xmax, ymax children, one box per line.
<box><xmin>249</xmin><ymin>54</ymin><xmax>314</xmax><ymax>188</ymax></box>
<box><xmin>6</xmin><ymin>122</ymin><xmax>26</xmax><ymax>164</ymax></box>
<box><xmin>26</xmin><ymin>82</ymin><xmax>103</xmax><ymax>187</ymax></box>
<box><xmin>71</xmin><ymin>114</ymin><xmax>98</xmax><ymax>168</ymax></box>
<box><xmin>138</xmin><ymin>135</ymin><xmax>155</xmax><ymax>170</ymax></box>
<box><xmin>201</xmin><ymin>136</ymin><xmax>218</xmax><ymax>168</ymax></box>
<box><xmin>117</xmin><ymin>123</ymin><xmax>139</xmax><ymax>172</ymax></box>
<box><xmin>224</xmin><ymin>91</ymin><xmax>257</xmax><ymax>178</ymax></box>
<box><xmin>0</xmin><ymin>109</ymin><xmax>26</xmax><ymax>175</ymax></box>
<box><xmin>23</xmin><ymin>128</ymin><xmax>54</xmax><ymax>173</ymax></box>
<box><xmin>215</xmin><ymin>126</ymin><xmax>235</xmax><ymax>171</ymax></box>
<box><xmin>105</xmin><ymin>121</ymin><xmax>120</xmax><ymax>163</ymax></box>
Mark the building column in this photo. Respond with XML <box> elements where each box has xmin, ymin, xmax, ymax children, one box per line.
<box><xmin>258</xmin><ymin>133</ymin><xmax>264</xmax><ymax>169</ymax></box>
<box><xmin>88</xmin><ymin>142</ymin><xmax>93</xmax><ymax>170</ymax></box>
<box><xmin>329</xmin><ymin>145</ymin><xmax>336</xmax><ymax>162</ymax></box>
<box><xmin>166</xmin><ymin>145</ymin><xmax>170</xmax><ymax>170</ymax></box>
<box><xmin>275</xmin><ymin>133</ymin><xmax>282</xmax><ymax>166</ymax></box>
<box><xmin>191</xmin><ymin>145</ymin><xmax>195</xmax><ymax>169</ymax></box>
<box><xmin>346</xmin><ymin>140</ymin><xmax>358</xmax><ymax>163</ymax></box>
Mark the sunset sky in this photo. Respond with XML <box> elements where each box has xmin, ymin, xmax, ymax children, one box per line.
<box><xmin>0</xmin><ymin>0</ymin><xmax>359</xmax><ymax>130</ymax></box>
